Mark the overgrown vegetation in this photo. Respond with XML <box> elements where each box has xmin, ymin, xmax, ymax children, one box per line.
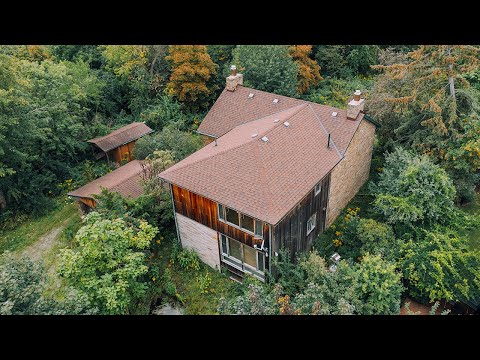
<box><xmin>2</xmin><ymin>44</ymin><xmax>480</xmax><ymax>315</ymax></box>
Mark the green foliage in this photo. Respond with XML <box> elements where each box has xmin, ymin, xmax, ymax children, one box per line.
<box><xmin>0</xmin><ymin>53</ymin><xmax>105</xmax><ymax>215</ymax></box>
<box><xmin>353</xmin><ymin>253</ymin><xmax>404</xmax><ymax>315</ymax></box>
<box><xmin>196</xmin><ymin>272</ymin><xmax>213</xmax><ymax>294</ymax></box>
<box><xmin>304</xmin><ymin>76</ymin><xmax>373</xmax><ymax>109</ymax></box>
<box><xmin>398</xmin><ymin>229</ymin><xmax>480</xmax><ymax>303</ymax></box>
<box><xmin>271</xmin><ymin>248</ymin><xmax>307</xmax><ymax>296</ymax></box>
<box><xmin>171</xmin><ymin>247</ymin><xmax>201</xmax><ymax>272</ymax></box>
<box><xmin>51</xmin><ymin>45</ymin><xmax>105</xmax><ymax>69</ymax></box>
<box><xmin>402</xmin><ymin>300</ymin><xmax>451</xmax><ymax>315</ymax></box>
<box><xmin>218</xmin><ymin>283</ymin><xmax>279</xmax><ymax>315</ymax></box>
<box><xmin>0</xmin><ymin>252</ymin><xmax>96</xmax><ymax>314</ymax></box>
<box><xmin>139</xmin><ymin>94</ymin><xmax>188</xmax><ymax>130</ymax></box>
<box><xmin>58</xmin><ymin>212</ymin><xmax>158</xmax><ymax>314</ymax></box>
<box><xmin>315</xmin><ymin>45</ymin><xmax>379</xmax><ymax>78</ymax></box>
<box><xmin>371</xmin><ymin>148</ymin><xmax>457</xmax><ymax>229</ymax></box>
<box><xmin>233</xmin><ymin>45</ymin><xmax>298</xmax><ymax>97</ymax></box>
<box><xmin>133</xmin><ymin>126</ymin><xmax>203</xmax><ymax>161</ymax></box>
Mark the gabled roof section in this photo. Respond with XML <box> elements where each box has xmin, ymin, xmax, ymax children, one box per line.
<box><xmin>161</xmin><ymin>105</ymin><xmax>343</xmax><ymax>225</ymax></box>
<box><xmin>88</xmin><ymin>122</ymin><xmax>153</xmax><ymax>152</ymax></box>
<box><xmin>197</xmin><ymin>85</ymin><xmax>363</xmax><ymax>155</ymax></box>
<box><xmin>68</xmin><ymin>160</ymin><xmax>145</xmax><ymax>200</ymax></box>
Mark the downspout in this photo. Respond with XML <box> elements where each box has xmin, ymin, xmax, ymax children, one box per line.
<box><xmin>169</xmin><ymin>183</ymin><xmax>182</xmax><ymax>248</ymax></box>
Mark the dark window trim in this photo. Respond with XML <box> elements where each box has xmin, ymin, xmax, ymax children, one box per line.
<box><xmin>217</xmin><ymin>203</ymin><xmax>263</xmax><ymax>238</ymax></box>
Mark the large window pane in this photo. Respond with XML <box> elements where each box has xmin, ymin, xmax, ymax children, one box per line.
<box><xmin>221</xmin><ymin>234</ymin><xmax>228</xmax><ymax>255</ymax></box>
<box><xmin>257</xmin><ymin>252</ymin><xmax>264</xmax><ymax>272</ymax></box>
<box><xmin>243</xmin><ymin>245</ymin><xmax>257</xmax><ymax>268</ymax></box>
<box><xmin>218</xmin><ymin>204</ymin><xmax>224</xmax><ymax>221</ymax></box>
<box><xmin>241</xmin><ymin>214</ymin><xmax>254</xmax><ymax>232</ymax></box>
<box><xmin>226</xmin><ymin>207</ymin><xmax>239</xmax><ymax>226</ymax></box>
<box><xmin>255</xmin><ymin>220</ymin><xmax>263</xmax><ymax>237</ymax></box>
<box><xmin>228</xmin><ymin>238</ymin><xmax>242</xmax><ymax>261</ymax></box>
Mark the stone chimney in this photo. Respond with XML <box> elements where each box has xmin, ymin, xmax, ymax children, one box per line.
<box><xmin>346</xmin><ymin>90</ymin><xmax>365</xmax><ymax>120</ymax></box>
<box><xmin>226</xmin><ymin>65</ymin><xmax>243</xmax><ymax>92</ymax></box>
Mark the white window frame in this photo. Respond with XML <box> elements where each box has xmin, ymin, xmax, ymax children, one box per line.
<box><xmin>315</xmin><ymin>182</ymin><xmax>322</xmax><ymax>196</ymax></box>
<box><xmin>219</xmin><ymin>235</ymin><xmax>265</xmax><ymax>279</ymax></box>
<box><xmin>306</xmin><ymin>213</ymin><xmax>316</xmax><ymax>235</ymax></box>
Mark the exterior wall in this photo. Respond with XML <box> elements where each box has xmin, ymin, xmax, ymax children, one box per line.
<box><xmin>79</xmin><ymin>197</ymin><xmax>96</xmax><ymax>208</ymax></box>
<box><xmin>272</xmin><ymin>173</ymin><xmax>330</xmax><ymax>260</ymax></box>
<box><xmin>175</xmin><ymin>212</ymin><xmax>220</xmax><ymax>269</ymax></box>
<box><xmin>326</xmin><ymin>119</ymin><xmax>376</xmax><ymax>227</ymax></box>
<box><xmin>171</xmin><ymin>184</ymin><xmax>264</xmax><ymax>249</ymax></box>
<box><xmin>108</xmin><ymin>141</ymin><xmax>136</xmax><ymax>164</ymax></box>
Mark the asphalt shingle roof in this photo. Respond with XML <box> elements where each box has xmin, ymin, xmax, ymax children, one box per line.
<box><xmin>87</xmin><ymin>122</ymin><xmax>153</xmax><ymax>152</ymax></box>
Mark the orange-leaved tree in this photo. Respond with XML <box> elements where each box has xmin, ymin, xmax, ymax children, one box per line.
<box><xmin>289</xmin><ymin>45</ymin><xmax>322</xmax><ymax>94</ymax></box>
<box><xmin>166</xmin><ymin>45</ymin><xmax>218</xmax><ymax>111</ymax></box>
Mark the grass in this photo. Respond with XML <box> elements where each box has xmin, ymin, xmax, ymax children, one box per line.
<box><xmin>459</xmin><ymin>193</ymin><xmax>480</xmax><ymax>250</ymax></box>
<box><xmin>153</xmin><ymin>237</ymin><xmax>243</xmax><ymax>315</ymax></box>
<box><xmin>0</xmin><ymin>200</ymin><xmax>79</xmax><ymax>254</ymax></box>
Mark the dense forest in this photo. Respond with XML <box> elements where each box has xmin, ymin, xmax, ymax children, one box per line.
<box><xmin>1</xmin><ymin>45</ymin><xmax>480</xmax><ymax>315</ymax></box>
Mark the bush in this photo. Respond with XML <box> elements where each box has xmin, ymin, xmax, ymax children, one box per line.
<box><xmin>133</xmin><ymin>126</ymin><xmax>202</xmax><ymax>161</ymax></box>
<box><xmin>171</xmin><ymin>246</ymin><xmax>200</xmax><ymax>272</ymax></box>
<box><xmin>370</xmin><ymin>147</ymin><xmax>457</xmax><ymax>230</ymax></box>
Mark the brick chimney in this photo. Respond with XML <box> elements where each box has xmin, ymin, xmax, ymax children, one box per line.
<box><xmin>226</xmin><ymin>65</ymin><xmax>243</xmax><ymax>92</ymax></box>
<box><xmin>346</xmin><ymin>90</ymin><xmax>365</xmax><ymax>120</ymax></box>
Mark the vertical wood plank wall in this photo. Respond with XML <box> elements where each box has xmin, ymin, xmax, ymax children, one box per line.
<box><xmin>109</xmin><ymin>141</ymin><xmax>136</xmax><ymax>164</ymax></box>
<box><xmin>272</xmin><ymin>173</ymin><xmax>331</xmax><ymax>259</ymax></box>
<box><xmin>171</xmin><ymin>184</ymin><xmax>265</xmax><ymax>250</ymax></box>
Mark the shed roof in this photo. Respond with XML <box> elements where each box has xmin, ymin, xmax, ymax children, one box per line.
<box><xmin>68</xmin><ymin>160</ymin><xmax>145</xmax><ymax>200</ymax></box>
<box><xmin>87</xmin><ymin>122</ymin><xmax>153</xmax><ymax>152</ymax></box>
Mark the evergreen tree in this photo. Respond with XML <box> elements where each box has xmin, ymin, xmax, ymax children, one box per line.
<box><xmin>232</xmin><ymin>45</ymin><xmax>298</xmax><ymax>97</ymax></box>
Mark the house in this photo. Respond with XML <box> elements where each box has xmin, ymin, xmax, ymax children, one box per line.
<box><xmin>159</xmin><ymin>67</ymin><xmax>377</xmax><ymax>281</ymax></box>
<box><xmin>68</xmin><ymin>160</ymin><xmax>145</xmax><ymax>212</ymax></box>
<box><xmin>87</xmin><ymin>122</ymin><xmax>153</xmax><ymax>164</ymax></box>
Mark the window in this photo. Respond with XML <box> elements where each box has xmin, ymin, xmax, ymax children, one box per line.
<box><xmin>255</xmin><ymin>220</ymin><xmax>263</xmax><ymax>237</ymax></box>
<box><xmin>218</xmin><ymin>204</ymin><xmax>225</xmax><ymax>221</ymax></box>
<box><xmin>243</xmin><ymin>245</ymin><xmax>257</xmax><ymax>268</ymax></box>
<box><xmin>307</xmin><ymin>213</ymin><xmax>316</xmax><ymax>235</ymax></box>
<box><xmin>315</xmin><ymin>183</ymin><xmax>322</xmax><ymax>196</ymax></box>
<box><xmin>221</xmin><ymin>234</ymin><xmax>228</xmax><ymax>255</ymax></box>
<box><xmin>226</xmin><ymin>207</ymin><xmax>240</xmax><ymax>226</ymax></box>
<box><xmin>220</xmin><ymin>235</ymin><xmax>266</xmax><ymax>279</ymax></box>
<box><xmin>257</xmin><ymin>252</ymin><xmax>264</xmax><ymax>272</ymax></box>
<box><xmin>219</xmin><ymin>205</ymin><xmax>263</xmax><ymax>237</ymax></box>
<box><xmin>241</xmin><ymin>214</ymin><xmax>254</xmax><ymax>233</ymax></box>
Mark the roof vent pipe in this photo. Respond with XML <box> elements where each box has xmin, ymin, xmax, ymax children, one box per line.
<box><xmin>214</xmin><ymin>138</ymin><xmax>218</xmax><ymax>146</ymax></box>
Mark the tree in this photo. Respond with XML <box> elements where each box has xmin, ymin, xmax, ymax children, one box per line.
<box><xmin>218</xmin><ymin>283</ymin><xmax>279</xmax><ymax>315</ymax></box>
<box><xmin>0</xmin><ymin>252</ymin><xmax>96</xmax><ymax>315</ymax></box>
<box><xmin>133</xmin><ymin>126</ymin><xmax>203</xmax><ymax>161</ymax></box>
<box><xmin>398</xmin><ymin>229</ymin><xmax>480</xmax><ymax>303</ymax></box>
<box><xmin>352</xmin><ymin>254</ymin><xmax>404</xmax><ymax>315</ymax></box>
<box><xmin>0</xmin><ymin>54</ymin><xmax>105</xmax><ymax>215</ymax></box>
<box><xmin>138</xmin><ymin>94</ymin><xmax>188</xmax><ymax>131</ymax></box>
<box><xmin>371</xmin><ymin>147</ymin><xmax>456</xmax><ymax>229</ymax></box>
<box><xmin>207</xmin><ymin>45</ymin><xmax>235</xmax><ymax>95</ymax></box>
<box><xmin>288</xmin><ymin>45</ymin><xmax>322</xmax><ymax>94</ymax></box>
<box><xmin>166</xmin><ymin>45</ymin><xmax>218</xmax><ymax>111</ymax></box>
<box><xmin>368</xmin><ymin>46</ymin><xmax>480</xmax><ymax>201</ymax></box>
<box><xmin>58</xmin><ymin>212</ymin><xmax>158</xmax><ymax>314</ymax></box>
<box><xmin>315</xmin><ymin>45</ymin><xmax>379</xmax><ymax>78</ymax></box>
<box><xmin>232</xmin><ymin>45</ymin><xmax>298</xmax><ymax>97</ymax></box>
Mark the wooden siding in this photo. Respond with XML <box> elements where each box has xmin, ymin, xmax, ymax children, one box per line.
<box><xmin>78</xmin><ymin>197</ymin><xmax>96</xmax><ymax>208</ymax></box>
<box><xmin>171</xmin><ymin>184</ymin><xmax>264</xmax><ymax>249</ymax></box>
<box><xmin>272</xmin><ymin>172</ymin><xmax>331</xmax><ymax>260</ymax></box>
<box><xmin>108</xmin><ymin>141</ymin><xmax>136</xmax><ymax>164</ymax></box>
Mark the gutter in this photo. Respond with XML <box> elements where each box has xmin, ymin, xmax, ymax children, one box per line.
<box><xmin>363</xmin><ymin>114</ymin><xmax>381</xmax><ymax>128</ymax></box>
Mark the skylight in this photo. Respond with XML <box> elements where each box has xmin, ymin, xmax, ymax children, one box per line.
<box><xmin>261</xmin><ymin>136</ymin><xmax>269</xmax><ymax>142</ymax></box>
<box><xmin>283</xmin><ymin>121</ymin><xmax>290</xmax><ymax>127</ymax></box>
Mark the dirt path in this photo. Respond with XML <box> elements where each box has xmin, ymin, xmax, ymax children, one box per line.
<box><xmin>19</xmin><ymin>221</ymin><xmax>67</xmax><ymax>263</ymax></box>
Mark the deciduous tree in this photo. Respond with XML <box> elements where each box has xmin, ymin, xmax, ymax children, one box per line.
<box><xmin>288</xmin><ymin>45</ymin><xmax>322</xmax><ymax>94</ymax></box>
